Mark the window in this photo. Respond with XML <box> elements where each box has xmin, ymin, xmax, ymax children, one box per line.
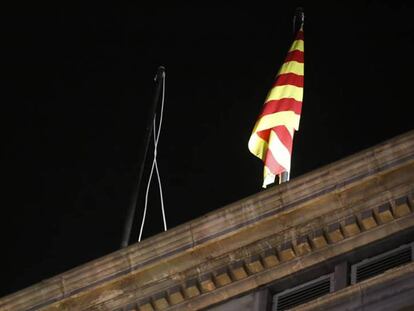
<box><xmin>272</xmin><ymin>274</ymin><xmax>333</xmax><ymax>311</ymax></box>
<box><xmin>351</xmin><ymin>242</ymin><xmax>413</xmax><ymax>284</ymax></box>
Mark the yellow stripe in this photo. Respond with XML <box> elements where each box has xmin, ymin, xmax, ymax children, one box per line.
<box><xmin>252</xmin><ymin>111</ymin><xmax>300</xmax><ymax>132</ymax></box>
<box><xmin>289</xmin><ymin>39</ymin><xmax>304</xmax><ymax>52</ymax></box>
<box><xmin>277</xmin><ymin>61</ymin><xmax>304</xmax><ymax>76</ymax></box>
<box><xmin>265</xmin><ymin>84</ymin><xmax>303</xmax><ymax>102</ymax></box>
<box><xmin>249</xmin><ymin>131</ymin><xmax>293</xmax><ymax>188</ymax></box>
<box><xmin>248</xmin><ymin>133</ymin><xmax>268</xmax><ymax>160</ymax></box>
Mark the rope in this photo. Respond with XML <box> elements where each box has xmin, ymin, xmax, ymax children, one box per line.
<box><xmin>138</xmin><ymin>71</ymin><xmax>167</xmax><ymax>242</ymax></box>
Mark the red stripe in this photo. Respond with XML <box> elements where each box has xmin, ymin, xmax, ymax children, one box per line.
<box><xmin>296</xmin><ymin>29</ymin><xmax>304</xmax><ymax>41</ymax></box>
<box><xmin>259</xmin><ymin>98</ymin><xmax>302</xmax><ymax>117</ymax></box>
<box><xmin>272</xmin><ymin>126</ymin><xmax>293</xmax><ymax>152</ymax></box>
<box><xmin>273</xmin><ymin>73</ymin><xmax>304</xmax><ymax>88</ymax></box>
<box><xmin>256</xmin><ymin>128</ymin><xmax>270</xmax><ymax>142</ymax></box>
<box><xmin>284</xmin><ymin>50</ymin><xmax>304</xmax><ymax>63</ymax></box>
<box><xmin>264</xmin><ymin>149</ymin><xmax>286</xmax><ymax>175</ymax></box>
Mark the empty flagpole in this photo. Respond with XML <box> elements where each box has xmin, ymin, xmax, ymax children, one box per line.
<box><xmin>138</xmin><ymin>71</ymin><xmax>167</xmax><ymax>242</ymax></box>
<box><xmin>121</xmin><ymin>66</ymin><xmax>165</xmax><ymax>248</ymax></box>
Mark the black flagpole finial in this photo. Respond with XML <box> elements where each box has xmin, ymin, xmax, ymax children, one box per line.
<box><xmin>296</xmin><ymin>7</ymin><xmax>304</xmax><ymax>23</ymax></box>
<box><xmin>293</xmin><ymin>7</ymin><xmax>305</xmax><ymax>34</ymax></box>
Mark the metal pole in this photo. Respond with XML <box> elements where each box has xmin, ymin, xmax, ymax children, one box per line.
<box><xmin>280</xmin><ymin>8</ymin><xmax>304</xmax><ymax>185</ymax></box>
<box><xmin>280</xmin><ymin>171</ymin><xmax>289</xmax><ymax>183</ymax></box>
<box><xmin>120</xmin><ymin>66</ymin><xmax>165</xmax><ymax>248</ymax></box>
<box><xmin>293</xmin><ymin>7</ymin><xmax>304</xmax><ymax>34</ymax></box>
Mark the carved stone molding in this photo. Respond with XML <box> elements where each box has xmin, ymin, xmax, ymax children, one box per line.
<box><xmin>0</xmin><ymin>131</ymin><xmax>413</xmax><ymax>311</ymax></box>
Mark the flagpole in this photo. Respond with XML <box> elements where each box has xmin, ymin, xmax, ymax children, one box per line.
<box><xmin>280</xmin><ymin>171</ymin><xmax>289</xmax><ymax>183</ymax></box>
<box><xmin>120</xmin><ymin>66</ymin><xmax>165</xmax><ymax>248</ymax></box>
<box><xmin>293</xmin><ymin>7</ymin><xmax>304</xmax><ymax>34</ymax></box>
<box><xmin>280</xmin><ymin>8</ymin><xmax>304</xmax><ymax>185</ymax></box>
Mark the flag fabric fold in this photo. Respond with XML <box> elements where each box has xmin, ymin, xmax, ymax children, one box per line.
<box><xmin>248</xmin><ymin>26</ymin><xmax>304</xmax><ymax>188</ymax></box>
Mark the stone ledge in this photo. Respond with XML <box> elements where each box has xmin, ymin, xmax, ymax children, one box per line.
<box><xmin>136</xmin><ymin>194</ymin><xmax>414</xmax><ymax>311</ymax></box>
<box><xmin>0</xmin><ymin>130</ymin><xmax>413</xmax><ymax>311</ymax></box>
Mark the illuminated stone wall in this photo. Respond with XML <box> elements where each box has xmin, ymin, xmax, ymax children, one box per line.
<box><xmin>0</xmin><ymin>130</ymin><xmax>413</xmax><ymax>311</ymax></box>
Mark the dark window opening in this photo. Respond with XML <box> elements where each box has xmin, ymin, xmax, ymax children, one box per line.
<box><xmin>272</xmin><ymin>274</ymin><xmax>333</xmax><ymax>311</ymax></box>
<box><xmin>351</xmin><ymin>242</ymin><xmax>413</xmax><ymax>284</ymax></box>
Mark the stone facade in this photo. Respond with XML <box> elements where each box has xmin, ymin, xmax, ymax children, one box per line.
<box><xmin>1</xmin><ymin>130</ymin><xmax>414</xmax><ymax>311</ymax></box>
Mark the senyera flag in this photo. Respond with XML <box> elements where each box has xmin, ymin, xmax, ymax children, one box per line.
<box><xmin>248</xmin><ymin>25</ymin><xmax>304</xmax><ymax>188</ymax></box>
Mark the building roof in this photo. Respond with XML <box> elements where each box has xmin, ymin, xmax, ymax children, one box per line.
<box><xmin>1</xmin><ymin>130</ymin><xmax>414</xmax><ymax>311</ymax></box>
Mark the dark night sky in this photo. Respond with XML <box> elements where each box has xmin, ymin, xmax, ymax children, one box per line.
<box><xmin>1</xmin><ymin>1</ymin><xmax>414</xmax><ymax>297</ymax></box>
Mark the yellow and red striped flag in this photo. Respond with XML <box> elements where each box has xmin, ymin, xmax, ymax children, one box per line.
<box><xmin>248</xmin><ymin>26</ymin><xmax>304</xmax><ymax>188</ymax></box>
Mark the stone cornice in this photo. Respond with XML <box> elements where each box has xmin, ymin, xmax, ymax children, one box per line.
<box><xmin>0</xmin><ymin>130</ymin><xmax>413</xmax><ymax>311</ymax></box>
